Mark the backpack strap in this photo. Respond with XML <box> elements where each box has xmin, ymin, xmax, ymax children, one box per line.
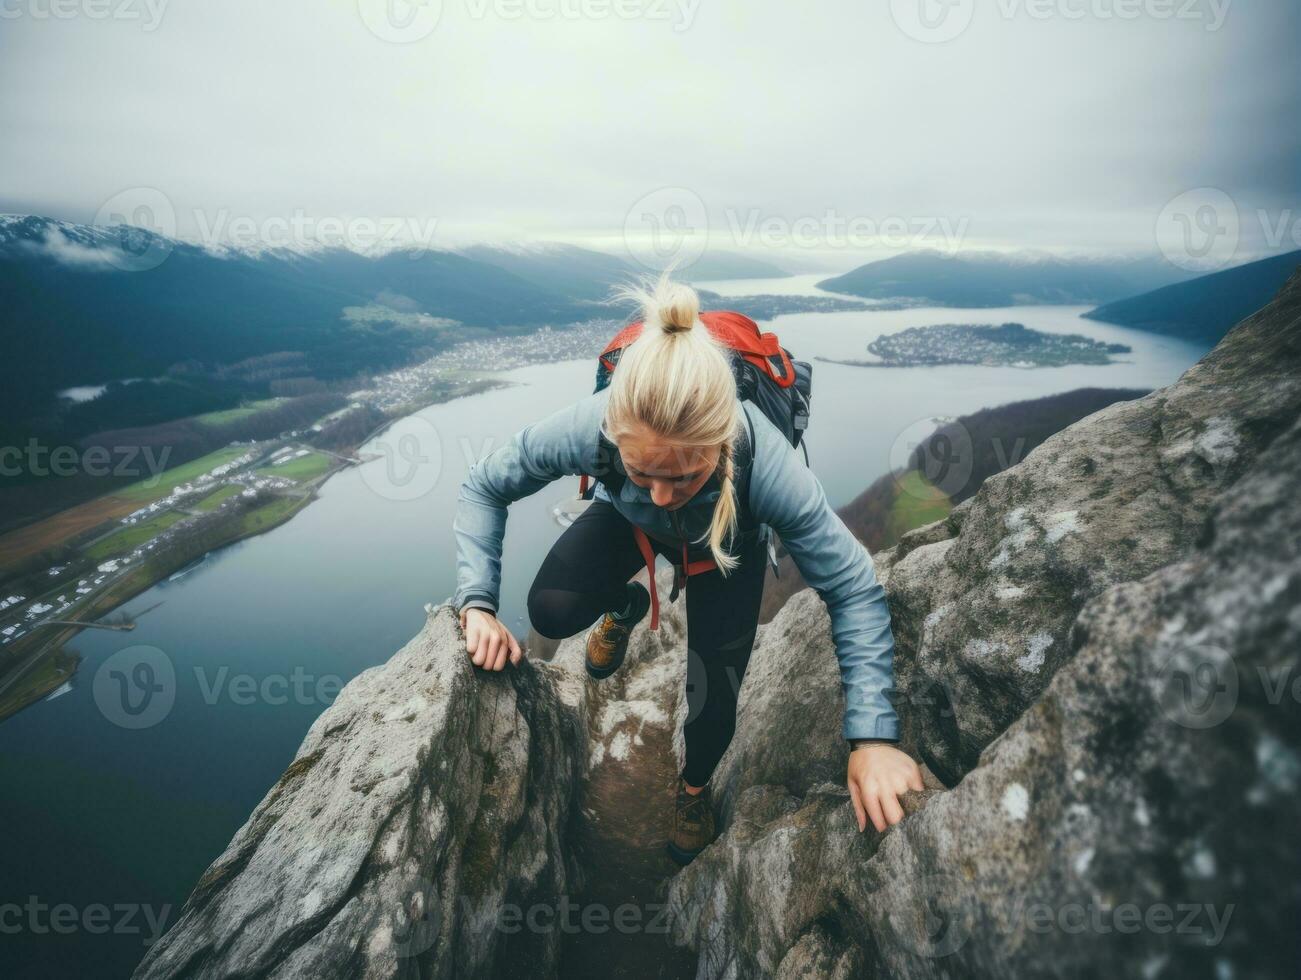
<box><xmin>732</xmin><ymin>405</ymin><xmax>756</xmax><ymax>530</ymax></box>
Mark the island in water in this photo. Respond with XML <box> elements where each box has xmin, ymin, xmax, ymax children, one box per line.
<box><xmin>818</xmin><ymin>321</ymin><xmax>1132</xmax><ymax>369</ymax></box>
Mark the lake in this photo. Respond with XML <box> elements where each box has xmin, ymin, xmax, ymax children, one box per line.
<box><xmin>0</xmin><ymin>280</ymin><xmax>1207</xmax><ymax>977</ymax></box>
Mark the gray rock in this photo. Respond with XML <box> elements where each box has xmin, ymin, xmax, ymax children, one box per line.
<box><xmin>141</xmin><ymin>269</ymin><xmax>1301</xmax><ymax>980</ymax></box>
<box><xmin>852</xmin><ymin>412</ymin><xmax>1301</xmax><ymax>979</ymax></box>
<box><xmin>882</xmin><ymin>265</ymin><xmax>1301</xmax><ymax>783</ymax></box>
<box><xmin>666</xmin><ymin>269</ymin><xmax>1301</xmax><ymax>978</ymax></box>
<box><xmin>133</xmin><ymin>604</ymin><xmax>585</xmax><ymax>980</ymax></box>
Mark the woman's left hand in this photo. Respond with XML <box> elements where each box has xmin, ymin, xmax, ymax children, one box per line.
<box><xmin>848</xmin><ymin>743</ymin><xmax>925</xmax><ymax>833</ymax></box>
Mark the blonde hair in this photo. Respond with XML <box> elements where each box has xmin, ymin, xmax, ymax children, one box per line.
<box><xmin>602</xmin><ymin>265</ymin><xmax>743</xmax><ymax>575</ymax></box>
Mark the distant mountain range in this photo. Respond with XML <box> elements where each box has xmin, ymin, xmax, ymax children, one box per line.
<box><xmin>817</xmin><ymin>250</ymin><xmax>1195</xmax><ymax>307</ymax></box>
<box><xmin>1083</xmin><ymin>249</ymin><xmax>1301</xmax><ymax>345</ymax></box>
<box><xmin>0</xmin><ymin>216</ymin><xmax>618</xmax><ymax>423</ymax></box>
<box><xmin>8</xmin><ymin>211</ymin><xmax>1294</xmax><ymax>443</ymax></box>
<box><xmin>674</xmin><ymin>252</ymin><xmax>790</xmax><ymax>281</ymax></box>
<box><xmin>0</xmin><ymin>216</ymin><xmax>803</xmax><ymax>427</ymax></box>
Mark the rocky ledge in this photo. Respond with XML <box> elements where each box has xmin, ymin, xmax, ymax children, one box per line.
<box><xmin>136</xmin><ymin>269</ymin><xmax>1301</xmax><ymax>979</ymax></box>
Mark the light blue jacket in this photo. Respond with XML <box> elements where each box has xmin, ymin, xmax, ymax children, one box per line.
<box><xmin>451</xmin><ymin>386</ymin><xmax>900</xmax><ymax>741</ymax></box>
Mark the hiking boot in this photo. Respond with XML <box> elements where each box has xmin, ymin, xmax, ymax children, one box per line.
<box><xmin>585</xmin><ymin>583</ymin><xmax>650</xmax><ymax>680</ymax></box>
<box><xmin>666</xmin><ymin>775</ymin><xmax>716</xmax><ymax>865</ymax></box>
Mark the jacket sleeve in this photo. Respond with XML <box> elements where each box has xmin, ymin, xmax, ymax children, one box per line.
<box><xmin>451</xmin><ymin>392</ymin><xmax>604</xmax><ymax>614</ymax></box>
<box><xmin>744</xmin><ymin>405</ymin><xmax>901</xmax><ymax>741</ymax></box>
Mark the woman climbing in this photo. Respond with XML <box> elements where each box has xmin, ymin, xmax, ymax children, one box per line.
<box><xmin>451</xmin><ymin>270</ymin><xmax>923</xmax><ymax>865</ymax></box>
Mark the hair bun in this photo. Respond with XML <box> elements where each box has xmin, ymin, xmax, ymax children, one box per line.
<box><xmin>657</xmin><ymin>283</ymin><xmax>700</xmax><ymax>335</ymax></box>
<box><xmin>660</xmin><ymin>316</ymin><xmax>694</xmax><ymax>335</ymax></box>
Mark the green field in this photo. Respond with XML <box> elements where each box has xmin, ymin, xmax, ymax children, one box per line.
<box><xmin>85</xmin><ymin>510</ymin><xmax>189</xmax><ymax>561</ymax></box>
<box><xmin>255</xmin><ymin>451</ymin><xmax>333</xmax><ymax>482</ymax></box>
<box><xmin>885</xmin><ymin>471</ymin><xmax>953</xmax><ymax>544</ymax></box>
<box><xmin>115</xmin><ymin>447</ymin><xmax>248</xmax><ymax>503</ymax></box>
<box><xmin>195</xmin><ymin>484</ymin><xmax>244</xmax><ymax>512</ymax></box>
<box><xmin>0</xmin><ymin>649</ymin><xmax>81</xmax><ymax>724</ymax></box>
<box><xmin>194</xmin><ymin>398</ymin><xmax>286</xmax><ymax>428</ymax></box>
<box><xmin>237</xmin><ymin>495</ymin><xmax>309</xmax><ymax>534</ymax></box>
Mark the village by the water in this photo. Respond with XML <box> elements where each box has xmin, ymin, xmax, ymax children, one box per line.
<box><xmin>0</xmin><ymin>319</ymin><xmax>636</xmax><ymax>716</ymax></box>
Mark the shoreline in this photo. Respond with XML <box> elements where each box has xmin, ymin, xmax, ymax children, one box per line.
<box><xmin>0</xmin><ymin>376</ymin><xmax>516</xmax><ymax>723</ymax></box>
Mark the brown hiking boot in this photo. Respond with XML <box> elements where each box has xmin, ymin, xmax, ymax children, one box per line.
<box><xmin>666</xmin><ymin>775</ymin><xmax>716</xmax><ymax>865</ymax></box>
<box><xmin>585</xmin><ymin>583</ymin><xmax>650</xmax><ymax>680</ymax></box>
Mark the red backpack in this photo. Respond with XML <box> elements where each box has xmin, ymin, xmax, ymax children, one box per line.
<box><xmin>574</xmin><ymin>311</ymin><xmax>813</xmax><ymax>628</ymax></box>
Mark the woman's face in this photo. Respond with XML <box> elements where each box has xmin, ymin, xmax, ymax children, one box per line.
<box><xmin>618</xmin><ymin>422</ymin><xmax>721</xmax><ymax>511</ymax></box>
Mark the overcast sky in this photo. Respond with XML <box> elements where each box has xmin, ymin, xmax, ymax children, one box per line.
<box><xmin>1</xmin><ymin>0</ymin><xmax>1296</xmax><ymax>270</ymax></box>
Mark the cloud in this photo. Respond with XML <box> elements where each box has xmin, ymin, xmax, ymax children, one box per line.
<box><xmin>0</xmin><ymin>0</ymin><xmax>1296</xmax><ymax>261</ymax></box>
<box><xmin>24</xmin><ymin>227</ymin><xmax>118</xmax><ymax>269</ymax></box>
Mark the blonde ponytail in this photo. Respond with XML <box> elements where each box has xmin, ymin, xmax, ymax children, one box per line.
<box><xmin>603</xmin><ymin>265</ymin><xmax>742</xmax><ymax>575</ymax></box>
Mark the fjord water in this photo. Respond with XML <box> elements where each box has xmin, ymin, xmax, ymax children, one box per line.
<box><xmin>0</xmin><ymin>282</ymin><xmax>1206</xmax><ymax>976</ymax></box>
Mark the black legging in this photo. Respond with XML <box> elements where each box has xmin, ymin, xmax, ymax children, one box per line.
<box><xmin>528</xmin><ymin>499</ymin><xmax>768</xmax><ymax>787</ymax></box>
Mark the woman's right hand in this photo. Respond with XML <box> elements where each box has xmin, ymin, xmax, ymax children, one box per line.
<box><xmin>459</xmin><ymin>607</ymin><xmax>523</xmax><ymax>671</ymax></box>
